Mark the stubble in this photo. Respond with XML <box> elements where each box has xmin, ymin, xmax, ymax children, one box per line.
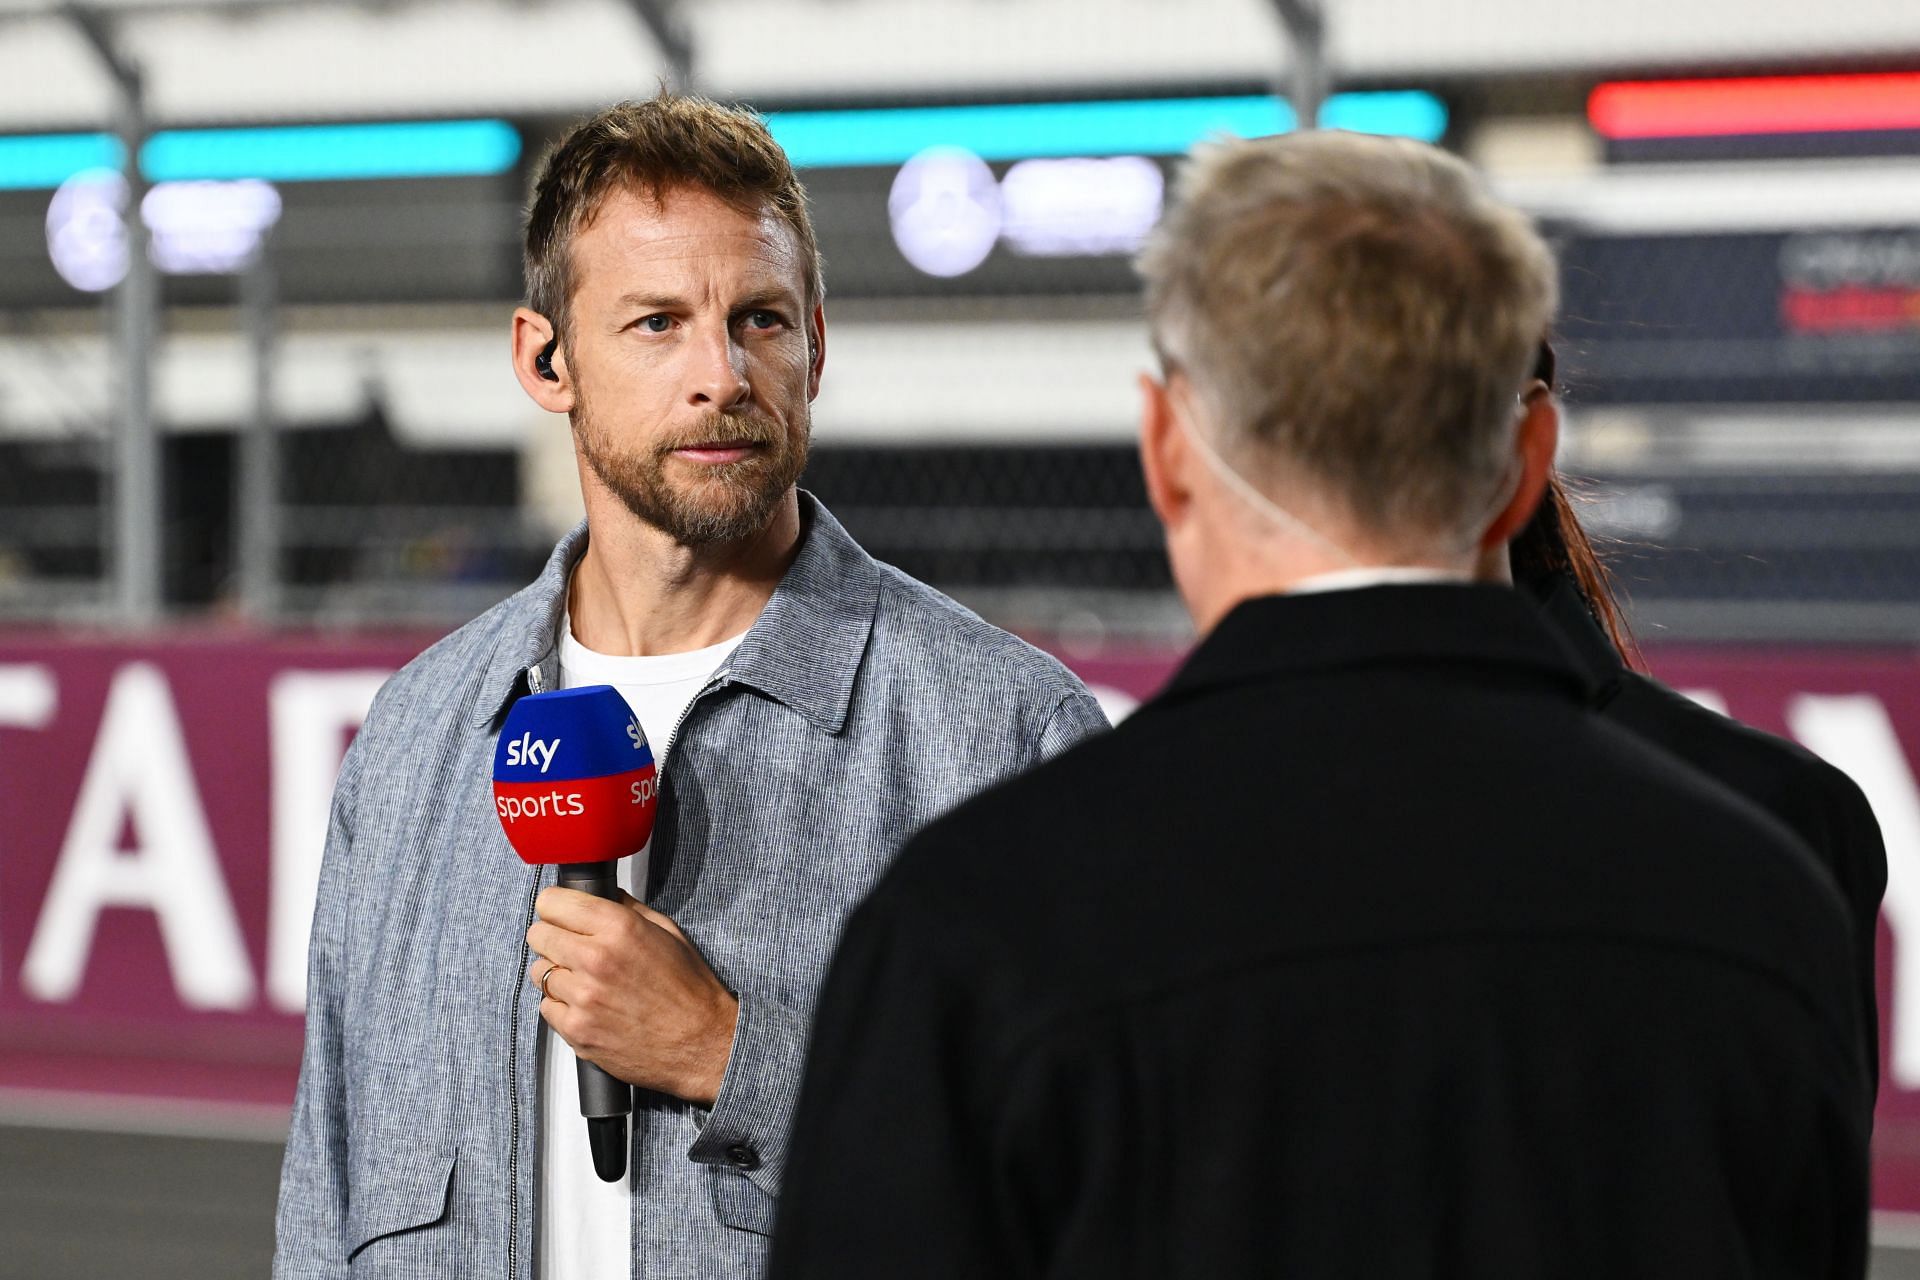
<box><xmin>572</xmin><ymin>393</ymin><xmax>809</xmax><ymax>547</ymax></box>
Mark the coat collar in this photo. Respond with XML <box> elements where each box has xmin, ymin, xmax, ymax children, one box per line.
<box><xmin>472</xmin><ymin>492</ymin><xmax>881</xmax><ymax>735</ymax></box>
<box><xmin>1520</xmin><ymin>571</ymin><xmax>1629</xmax><ymax>707</ymax></box>
<box><xmin>1160</xmin><ymin>582</ymin><xmax>1600</xmax><ymax>708</ymax></box>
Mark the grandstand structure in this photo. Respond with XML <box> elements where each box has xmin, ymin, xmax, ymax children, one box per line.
<box><xmin>0</xmin><ymin>0</ymin><xmax>1918</xmax><ymax>640</ymax></box>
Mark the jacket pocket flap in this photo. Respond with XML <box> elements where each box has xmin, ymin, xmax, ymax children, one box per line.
<box><xmin>710</xmin><ymin>1166</ymin><xmax>776</xmax><ymax>1237</ymax></box>
<box><xmin>346</xmin><ymin>1146</ymin><xmax>457</xmax><ymax>1260</ymax></box>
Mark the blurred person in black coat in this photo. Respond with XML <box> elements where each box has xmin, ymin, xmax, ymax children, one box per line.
<box><xmin>1510</xmin><ymin>343</ymin><xmax>1886</xmax><ymax>1105</ymax></box>
<box><xmin>767</xmin><ymin>130</ymin><xmax>1869</xmax><ymax>1280</ymax></box>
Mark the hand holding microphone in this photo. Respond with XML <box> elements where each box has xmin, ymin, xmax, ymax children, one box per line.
<box><xmin>493</xmin><ymin>685</ymin><xmax>659</xmax><ymax>1183</ymax></box>
<box><xmin>492</xmin><ymin>686</ymin><xmax>740</xmax><ymax>1184</ymax></box>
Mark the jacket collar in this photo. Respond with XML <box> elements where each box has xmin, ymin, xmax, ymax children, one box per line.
<box><xmin>472</xmin><ymin>492</ymin><xmax>881</xmax><ymax>735</ymax></box>
<box><xmin>1520</xmin><ymin>571</ymin><xmax>1629</xmax><ymax>707</ymax></box>
<box><xmin>1160</xmin><ymin>582</ymin><xmax>1600</xmax><ymax>708</ymax></box>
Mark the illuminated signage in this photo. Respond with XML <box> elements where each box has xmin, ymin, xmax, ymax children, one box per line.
<box><xmin>143</xmin><ymin>180</ymin><xmax>284</xmax><ymax>274</ymax></box>
<box><xmin>0</xmin><ymin>118</ymin><xmax>521</xmax><ymax>191</ymax></box>
<box><xmin>887</xmin><ymin>148</ymin><xmax>1002</xmax><ymax>278</ymax></box>
<box><xmin>45</xmin><ymin>171</ymin><xmax>128</xmax><ymax>293</ymax></box>
<box><xmin>143</xmin><ymin>120</ymin><xmax>520</xmax><ymax>183</ymax></box>
<box><xmin>869</xmin><ymin>90</ymin><xmax>1447</xmax><ymax>278</ymax></box>
<box><xmin>1590</xmin><ymin>73</ymin><xmax>1920</xmax><ymax>140</ymax></box>
<box><xmin>1778</xmin><ymin>230</ymin><xmax>1920</xmax><ymax>335</ymax></box>
<box><xmin>46</xmin><ymin>169</ymin><xmax>284</xmax><ymax>292</ymax></box>
<box><xmin>999</xmin><ymin>156</ymin><xmax>1163</xmax><ymax>257</ymax></box>
<box><xmin>889</xmin><ymin>149</ymin><xmax>1168</xmax><ymax>278</ymax></box>
<box><xmin>768</xmin><ymin>91</ymin><xmax>1448</xmax><ymax>169</ymax></box>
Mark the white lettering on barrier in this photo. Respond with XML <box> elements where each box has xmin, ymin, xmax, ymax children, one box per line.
<box><xmin>0</xmin><ymin>664</ymin><xmax>58</xmax><ymax>987</ymax></box>
<box><xmin>1086</xmin><ymin>684</ymin><xmax>1138</xmax><ymax>726</ymax></box>
<box><xmin>0</xmin><ymin>664</ymin><xmax>57</xmax><ymax>730</ymax></box>
<box><xmin>1679</xmin><ymin>688</ymin><xmax>1731</xmax><ymax>716</ymax></box>
<box><xmin>267</xmin><ymin>670</ymin><xmax>389</xmax><ymax>1013</ymax></box>
<box><xmin>1787</xmin><ymin>694</ymin><xmax>1920</xmax><ymax>1089</ymax></box>
<box><xmin>21</xmin><ymin>662</ymin><xmax>254</xmax><ymax>1010</ymax></box>
<box><xmin>7</xmin><ymin>656</ymin><xmax>1913</xmax><ymax>1070</ymax></box>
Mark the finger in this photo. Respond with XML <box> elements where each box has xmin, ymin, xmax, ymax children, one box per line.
<box><xmin>621</xmin><ymin>894</ymin><xmax>689</xmax><ymax>943</ymax></box>
<box><xmin>527</xmin><ymin>958</ymin><xmax>572</xmax><ymax>1006</ymax></box>
<box><xmin>526</xmin><ymin>919</ymin><xmax>592</xmax><ymax>969</ymax></box>
<box><xmin>535</xmin><ymin>885</ymin><xmax>627</xmax><ymax>932</ymax></box>
<box><xmin>541</xmin><ymin>990</ymin><xmax>581</xmax><ymax>1043</ymax></box>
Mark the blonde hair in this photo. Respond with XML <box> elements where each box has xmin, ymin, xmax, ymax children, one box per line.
<box><xmin>1137</xmin><ymin>130</ymin><xmax>1558</xmax><ymax>543</ymax></box>
<box><xmin>524</xmin><ymin>93</ymin><xmax>824</xmax><ymax>344</ymax></box>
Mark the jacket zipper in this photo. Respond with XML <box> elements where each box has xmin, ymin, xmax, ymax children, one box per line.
<box><xmin>660</xmin><ymin>668</ymin><xmax>729</xmax><ymax>772</ymax></box>
<box><xmin>506</xmin><ymin>660</ymin><xmax>549</xmax><ymax>1280</ymax></box>
<box><xmin>637</xmin><ymin>668</ymin><xmax>730</xmax><ymax>893</ymax></box>
<box><xmin>506</xmin><ymin>868</ymin><xmax>540</xmax><ymax>1280</ymax></box>
<box><xmin>504</xmin><ymin>662</ymin><xmax>729</xmax><ymax>1278</ymax></box>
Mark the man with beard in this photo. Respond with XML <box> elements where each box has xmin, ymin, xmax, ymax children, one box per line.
<box><xmin>273</xmin><ymin>96</ymin><xmax>1106</xmax><ymax>1280</ymax></box>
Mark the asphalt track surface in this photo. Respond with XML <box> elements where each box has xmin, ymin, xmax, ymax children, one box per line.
<box><xmin>3</xmin><ymin>1123</ymin><xmax>1920</xmax><ymax>1279</ymax></box>
<box><xmin>0</xmin><ymin>1127</ymin><xmax>279</xmax><ymax>1279</ymax></box>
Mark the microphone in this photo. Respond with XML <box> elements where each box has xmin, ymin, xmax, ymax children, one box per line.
<box><xmin>492</xmin><ymin>685</ymin><xmax>660</xmax><ymax>1183</ymax></box>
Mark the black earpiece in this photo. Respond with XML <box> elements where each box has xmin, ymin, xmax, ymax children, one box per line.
<box><xmin>536</xmin><ymin>336</ymin><xmax>559</xmax><ymax>382</ymax></box>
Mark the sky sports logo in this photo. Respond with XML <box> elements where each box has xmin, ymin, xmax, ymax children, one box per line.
<box><xmin>502</xmin><ymin>731</ymin><xmax>561</xmax><ymax>774</ymax></box>
<box><xmin>500</xmin><ymin>719</ymin><xmax>645</xmax><ymax>776</ymax></box>
<box><xmin>494</xmin><ymin>774</ymin><xmax>658</xmax><ymax>824</ymax></box>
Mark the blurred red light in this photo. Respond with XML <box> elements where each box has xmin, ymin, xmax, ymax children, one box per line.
<box><xmin>1590</xmin><ymin>73</ymin><xmax>1920</xmax><ymax>140</ymax></box>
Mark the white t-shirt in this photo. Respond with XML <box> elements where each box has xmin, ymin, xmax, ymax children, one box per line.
<box><xmin>539</xmin><ymin>623</ymin><xmax>747</xmax><ymax>1280</ymax></box>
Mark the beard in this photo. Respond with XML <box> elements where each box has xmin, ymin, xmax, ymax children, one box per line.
<box><xmin>572</xmin><ymin>395</ymin><xmax>810</xmax><ymax>547</ymax></box>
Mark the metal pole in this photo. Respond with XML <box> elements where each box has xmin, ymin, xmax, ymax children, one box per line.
<box><xmin>238</xmin><ymin>233</ymin><xmax>279</xmax><ymax>620</ymax></box>
<box><xmin>69</xmin><ymin>5</ymin><xmax>162</xmax><ymax>625</ymax></box>
<box><xmin>1267</xmin><ymin>0</ymin><xmax>1329</xmax><ymax>130</ymax></box>
<box><xmin>624</xmin><ymin>0</ymin><xmax>695</xmax><ymax>94</ymax></box>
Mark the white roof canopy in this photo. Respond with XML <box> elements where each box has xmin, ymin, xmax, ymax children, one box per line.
<box><xmin>1</xmin><ymin>0</ymin><xmax>1919</xmax><ymax>132</ymax></box>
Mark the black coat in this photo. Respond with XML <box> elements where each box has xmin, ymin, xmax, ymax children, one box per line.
<box><xmin>1527</xmin><ymin>573</ymin><xmax>1887</xmax><ymax>1101</ymax></box>
<box><xmin>771</xmin><ymin>585</ymin><xmax>1869</xmax><ymax>1280</ymax></box>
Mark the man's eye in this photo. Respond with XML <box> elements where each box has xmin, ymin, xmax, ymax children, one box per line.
<box><xmin>639</xmin><ymin>315</ymin><xmax>673</xmax><ymax>333</ymax></box>
<box><xmin>742</xmin><ymin>311</ymin><xmax>783</xmax><ymax>331</ymax></box>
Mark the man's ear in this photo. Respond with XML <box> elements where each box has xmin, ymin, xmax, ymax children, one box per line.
<box><xmin>1138</xmin><ymin>371</ymin><xmax>1192</xmax><ymax>534</ymax></box>
<box><xmin>512</xmin><ymin>307</ymin><xmax>574</xmax><ymax>414</ymax></box>
<box><xmin>805</xmin><ymin>303</ymin><xmax>827</xmax><ymax>401</ymax></box>
<box><xmin>1479</xmin><ymin>381</ymin><xmax>1558</xmax><ymax>551</ymax></box>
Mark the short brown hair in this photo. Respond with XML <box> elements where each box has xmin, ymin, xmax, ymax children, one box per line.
<box><xmin>1137</xmin><ymin>130</ymin><xmax>1558</xmax><ymax>546</ymax></box>
<box><xmin>523</xmin><ymin>94</ymin><xmax>825</xmax><ymax>343</ymax></box>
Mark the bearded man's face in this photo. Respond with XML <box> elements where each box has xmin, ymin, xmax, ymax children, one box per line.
<box><xmin>560</xmin><ymin>183</ymin><xmax>819</xmax><ymax>546</ymax></box>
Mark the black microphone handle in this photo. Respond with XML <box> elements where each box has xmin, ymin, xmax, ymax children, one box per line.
<box><xmin>556</xmin><ymin>859</ymin><xmax>632</xmax><ymax>1182</ymax></box>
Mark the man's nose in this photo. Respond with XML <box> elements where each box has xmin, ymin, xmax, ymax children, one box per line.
<box><xmin>687</xmin><ymin>324</ymin><xmax>751</xmax><ymax>410</ymax></box>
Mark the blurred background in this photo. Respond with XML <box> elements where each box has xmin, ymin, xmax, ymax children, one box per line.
<box><xmin>3</xmin><ymin>0</ymin><xmax>1920</xmax><ymax>1274</ymax></box>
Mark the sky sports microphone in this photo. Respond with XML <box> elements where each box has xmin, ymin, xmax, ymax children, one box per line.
<box><xmin>492</xmin><ymin>685</ymin><xmax>660</xmax><ymax>1183</ymax></box>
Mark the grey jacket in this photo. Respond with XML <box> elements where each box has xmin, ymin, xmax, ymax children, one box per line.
<box><xmin>273</xmin><ymin>495</ymin><xmax>1107</xmax><ymax>1279</ymax></box>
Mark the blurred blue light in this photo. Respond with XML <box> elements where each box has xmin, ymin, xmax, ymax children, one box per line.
<box><xmin>765</xmin><ymin>92</ymin><xmax>1448</xmax><ymax>168</ymax></box>
<box><xmin>1320</xmin><ymin>91</ymin><xmax>1452</xmax><ymax>142</ymax></box>
<box><xmin>0</xmin><ymin>119</ymin><xmax>521</xmax><ymax>189</ymax></box>
<box><xmin>143</xmin><ymin>119</ymin><xmax>523</xmax><ymax>182</ymax></box>
<box><xmin>0</xmin><ymin>133</ymin><xmax>122</xmax><ymax>190</ymax></box>
<box><xmin>0</xmin><ymin>98</ymin><xmax>1449</xmax><ymax>190</ymax></box>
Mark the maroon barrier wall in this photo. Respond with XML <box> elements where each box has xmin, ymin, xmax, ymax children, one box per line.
<box><xmin>2</xmin><ymin>632</ymin><xmax>1918</xmax><ymax>1207</ymax></box>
